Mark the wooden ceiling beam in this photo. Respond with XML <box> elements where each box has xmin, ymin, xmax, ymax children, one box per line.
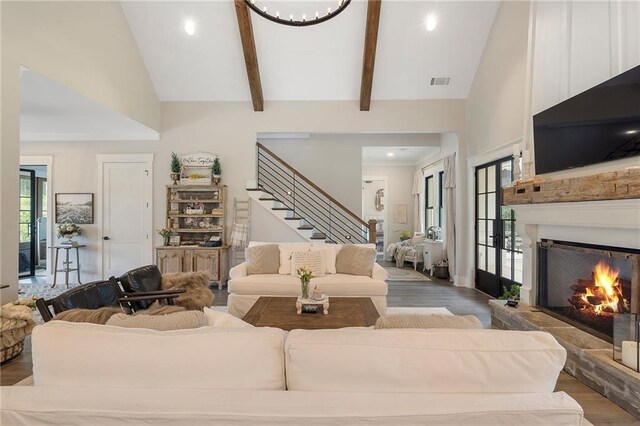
<box><xmin>234</xmin><ymin>0</ymin><xmax>264</xmax><ymax>112</ymax></box>
<box><xmin>359</xmin><ymin>0</ymin><xmax>381</xmax><ymax>112</ymax></box>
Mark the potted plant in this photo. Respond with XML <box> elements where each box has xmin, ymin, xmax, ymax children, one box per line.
<box><xmin>211</xmin><ymin>157</ymin><xmax>222</xmax><ymax>185</ymax></box>
<box><xmin>397</xmin><ymin>230</ymin><xmax>411</xmax><ymax>242</ymax></box>
<box><xmin>170</xmin><ymin>152</ymin><xmax>181</xmax><ymax>185</ymax></box>
<box><xmin>57</xmin><ymin>223</ymin><xmax>81</xmax><ymax>245</ymax></box>
<box><xmin>499</xmin><ymin>283</ymin><xmax>521</xmax><ymax>307</ymax></box>
<box><xmin>157</xmin><ymin>228</ymin><xmax>172</xmax><ymax>246</ymax></box>
<box><xmin>432</xmin><ymin>258</ymin><xmax>449</xmax><ymax>279</ymax></box>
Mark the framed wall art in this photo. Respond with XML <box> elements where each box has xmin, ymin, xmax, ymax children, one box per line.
<box><xmin>55</xmin><ymin>193</ymin><xmax>94</xmax><ymax>224</ymax></box>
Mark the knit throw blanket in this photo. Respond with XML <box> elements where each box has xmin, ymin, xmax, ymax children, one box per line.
<box><xmin>375</xmin><ymin>314</ymin><xmax>483</xmax><ymax>329</ymax></box>
<box><xmin>395</xmin><ymin>245</ymin><xmax>415</xmax><ymax>268</ymax></box>
<box><xmin>0</xmin><ymin>304</ymin><xmax>36</xmax><ymax>348</ymax></box>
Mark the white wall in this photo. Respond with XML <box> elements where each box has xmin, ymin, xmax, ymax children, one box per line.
<box><xmin>21</xmin><ymin>100</ymin><xmax>466</xmax><ymax>284</ymax></box>
<box><xmin>362</xmin><ymin>166</ymin><xmax>415</xmax><ymax>244</ymax></box>
<box><xmin>1</xmin><ymin>1</ymin><xmax>160</xmax><ymax>302</ymax></box>
<box><xmin>529</xmin><ymin>0</ymin><xmax>640</xmax><ymax>178</ymax></box>
<box><xmin>261</xmin><ymin>136</ymin><xmax>363</xmax><ymax>215</ymax></box>
<box><xmin>261</xmin><ymin>133</ymin><xmax>441</xmax><ymax>216</ymax></box>
<box><xmin>466</xmin><ymin>1</ymin><xmax>530</xmax><ymax>158</ymax></box>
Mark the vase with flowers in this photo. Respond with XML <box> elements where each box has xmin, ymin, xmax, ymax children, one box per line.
<box><xmin>57</xmin><ymin>223</ymin><xmax>81</xmax><ymax>245</ymax></box>
<box><xmin>296</xmin><ymin>267</ymin><xmax>314</xmax><ymax>299</ymax></box>
<box><xmin>157</xmin><ymin>228</ymin><xmax>172</xmax><ymax>246</ymax></box>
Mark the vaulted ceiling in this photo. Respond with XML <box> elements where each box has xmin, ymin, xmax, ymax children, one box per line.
<box><xmin>120</xmin><ymin>1</ymin><xmax>499</xmax><ymax>106</ymax></box>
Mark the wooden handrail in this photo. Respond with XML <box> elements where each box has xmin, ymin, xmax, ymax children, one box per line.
<box><xmin>257</xmin><ymin>142</ymin><xmax>369</xmax><ymax>228</ymax></box>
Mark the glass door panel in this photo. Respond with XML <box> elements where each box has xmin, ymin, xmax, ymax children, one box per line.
<box><xmin>19</xmin><ymin>170</ymin><xmax>36</xmax><ymax>277</ymax></box>
<box><xmin>475</xmin><ymin>158</ymin><xmax>522</xmax><ymax>298</ymax></box>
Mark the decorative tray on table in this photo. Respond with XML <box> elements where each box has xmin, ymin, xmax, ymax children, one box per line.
<box><xmin>296</xmin><ymin>295</ymin><xmax>329</xmax><ymax>315</ymax></box>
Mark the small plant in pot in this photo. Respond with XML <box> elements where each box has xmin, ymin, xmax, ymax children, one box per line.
<box><xmin>432</xmin><ymin>258</ymin><xmax>449</xmax><ymax>280</ymax></box>
<box><xmin>499</xmin><ymin>283</ymin><xmax>521</xmax><ymax>307</ymax></box>
<box><xmin>211</xmin><ymin>157</ymin><xmax>222</xmax><ymax>185</ymax></box>
<box><xmin>397</xmin><ymin>230</ymin><xmax>411</xmax><ymax>242</ymax></box>
<box><xmin>170</xmin><ymin>152</ymin><xmax>181</xmax><ymax>185</ymax></box>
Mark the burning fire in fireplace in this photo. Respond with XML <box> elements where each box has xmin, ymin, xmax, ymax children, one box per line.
<box><xmin>569</xmin><ymin>261</ymin><xmax>630</xmax><ymax>316</ymax></box>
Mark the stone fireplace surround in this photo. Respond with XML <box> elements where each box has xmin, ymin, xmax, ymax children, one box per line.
<box><xmin>496</xmin><ymin>194</ymin><xmax>640</xmax><ymax>418</ymax></box>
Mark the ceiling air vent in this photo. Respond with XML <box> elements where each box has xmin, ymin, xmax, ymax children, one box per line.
<box><xmin>430</xmin><ymin>77</ymin><xmax>451</xmax><ymax>86</ymax></box>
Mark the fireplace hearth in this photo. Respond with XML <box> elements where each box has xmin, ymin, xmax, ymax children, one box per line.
<box><xmin>538</xmin><ymin>240</ymin><xmax>639</xmax><ymax>342</ymax></box>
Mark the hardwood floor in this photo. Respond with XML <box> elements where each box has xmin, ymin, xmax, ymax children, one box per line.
<box><xmin>3</xmin><ymin>263</ymin><xmax>638</xmax><ymax>425</ymax></box>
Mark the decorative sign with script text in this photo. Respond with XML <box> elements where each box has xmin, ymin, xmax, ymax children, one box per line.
<box><xmin>180</xmin><ymin>152</ymin><xmax>219</xmax><ymax>185</ymax></box>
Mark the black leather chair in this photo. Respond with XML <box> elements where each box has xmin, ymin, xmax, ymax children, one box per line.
<box><xmin>36</xmin><ymin>277</ymin><xmax>181</xmax><ymax>322</ymax></box>
<box><xmin>118</xmin><ymin>265</ymin><xmax>185</xmax><ymax>310</ymax></box>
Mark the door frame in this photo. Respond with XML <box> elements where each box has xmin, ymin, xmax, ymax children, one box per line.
<box><xmin>20</xmin><ymin>155</ymin><xmax>53</xmax><ymax>282</ymax></box>
<box><xmin>362</xmin><ymin>175</ymin><xmax>388</xmax><ymax>254</ymax></box>
<box><xmin>18</xmin><ymin>169</ymin><xmax>36</xmax><ymax>277</ymax></box>
<box><xmin>465</xmin><ymin>141</ymin><xmax>520</xmax><ymax>291</ymax></box>
<box><xmin>97</xmin><ymin>154</ymin><xmax>154</xmax><ymax>279</ymax></box>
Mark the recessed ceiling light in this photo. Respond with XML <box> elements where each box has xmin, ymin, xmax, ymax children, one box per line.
<box><xmin>184</xmin><ymin>19</ymin><xmax>196</xmax><ymax>36</ymax></box>
<box><xmin>625</xmin><ymin>130</ymin><xmax>638</xmax><ymax>135</ymax></box>
<box><xmin>426</xmin><ymin>14</ymin><xmax>437</xmax><ymax>32</ymax></box>
<box><xmin>387</xmin><ymin>152</ymin><xmax>394</xmax><ymax>157</ymax></box>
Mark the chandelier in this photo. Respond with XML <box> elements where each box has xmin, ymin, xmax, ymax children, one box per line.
<box><xmin>244</xmin><ymin>0</ymin><xmax>352</xmax><ymax>27</ymax></box>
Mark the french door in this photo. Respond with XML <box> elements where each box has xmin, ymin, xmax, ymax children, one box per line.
<box><xmin>475</xmin><ymin>157</ymin><xmax>523</xmax><ymax>298</ymax></box>
<box><xmin>19</xmin><ymin>169</ymin><xmax>36</xmax><ymax>277</ymax></box>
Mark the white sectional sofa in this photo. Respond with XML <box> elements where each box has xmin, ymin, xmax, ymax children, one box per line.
<box><xmin>228</xmin><ymin>242</ymin><xmax>388</xmax><ymax>318</ymax></box>
<box><xmin>0</xmin><ymin>321</ymin><xmax>588</xmax><ymax>425</ymax></box>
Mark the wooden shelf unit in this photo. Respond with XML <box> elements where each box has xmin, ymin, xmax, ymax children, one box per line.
<box><xmin>156</xmin><ymin>184</ymin><xmax>229</xmax><ymax>289</ymax></box>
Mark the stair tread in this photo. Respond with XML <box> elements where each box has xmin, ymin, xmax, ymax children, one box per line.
<box><xmin>271</xmin><ymin>207</ymin><xmax>292</xmax><ymax>211</ymax></box>
<box><xmin>284</xmin><ymin>217</ymin><xmax>303</xmax><ymax>221</ymax></box>
<box><xmin>258</xmin><ymin>197</ymin><xmax>280</xmax><ymax>201</ymax></box>
<box><xmin>311</xmin><ymin>234</ymin><xmax>327</xmax><ymax>240</ymax></box>
<box><xmin>298</xmin><ymin>225</ymin><xmax>314</xmax><ymax>230</ymax></box>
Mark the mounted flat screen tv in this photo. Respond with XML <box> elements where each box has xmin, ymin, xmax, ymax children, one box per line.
<box><xmin>533</xmin><ymin>64</ymin><xmax>640</xmax><ymax>175</ymax></box>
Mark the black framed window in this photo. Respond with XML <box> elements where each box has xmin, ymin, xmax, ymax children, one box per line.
<box><xmin>425</xmin><ymin>175</ymin><xmax>434</xmax><ymax>231</ymax></box>
<box><xmin>19</xmin><ymin>174</ymin><xmax>32</xmax><ymax>244</ymax></box>
<box><xmin>437</xmin><ymin>171</ymin><xmax>444</xmax><ymax>227</ymax></box>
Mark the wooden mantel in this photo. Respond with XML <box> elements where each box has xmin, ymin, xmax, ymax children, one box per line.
<box><xmin>503</xmin><ymin>168</ymin><xmax>640</xmax><ymax>205</ymax></box>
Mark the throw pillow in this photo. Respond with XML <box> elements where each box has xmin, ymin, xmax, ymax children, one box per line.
<box><xmin>410</xmin><ymin>234</ymin><xmax>426</xmax><ymax>245</ymax></box>
<box><xmin>374</xmin><ymin>314</ymin><xmax>483</xmax><ymax>330</ymax></box>
<box><xmin>202</xmin><ymin>307</ymin><xmax>254</xmax><ymax>328</ymax></box>
<box><xmin>52</xmin><ymin>307</ymin><xmax>122</xmax><ymax>324</ymax></box>
<box><xmin>335</xmin><ymin>245</ymin><xmax>377</xmax><ymax>276</ymax></box>
<box><xmin>290</xmin><ymin>250</ymin><xmax>326</xmax><ymax>277</ymax></box>
<box><xmin>137</xmin><ymin>301</ymin><xmax>186</xmax><ymax>316</ymax></box>
<box><xmin>245</xmin><ymin>244</ymin><xmax>280</xmax><ymax>275</ymax></box>
<box><xmin>161</xmin><ymin>272</ymin><xmax>214</xmax><ymax>310</ymax></box>
<box><xmin>106</xmin><ymin>310</ymin><xmax>208</xmax><ymax>331</ymax></box>
<box><xmin>278</xmin><ymin>243</ymin><xmax>311</xmax><ymax>275</ymax></box>
<box><xmin>311</xmin><ymin>244</ymin><xmax>338</xmax><ymax>274</ymax></box>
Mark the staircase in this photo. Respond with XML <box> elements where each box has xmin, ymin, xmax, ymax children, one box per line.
<box><xmin>247</xmin><ymin>143</ymin><xmax>376</xmax><ymax>244</ymax></box>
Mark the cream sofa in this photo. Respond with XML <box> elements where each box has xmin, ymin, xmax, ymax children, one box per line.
<box><xmin>228</xmin><ymin>242</ymin><xmax>388</xmax><ymax>318</ymax></box>
<box><xmin>1</xmin><ymin>321</ymin><xmax>588</xmax><ymax>425</ymax></box>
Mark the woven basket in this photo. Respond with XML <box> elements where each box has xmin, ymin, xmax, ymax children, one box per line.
<box><xmin>1</xmin><ymin>326</ymin><xmax>27</xmax><ymax>363</ymax></box>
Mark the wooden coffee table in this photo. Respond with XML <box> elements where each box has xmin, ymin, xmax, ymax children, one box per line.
<box><xmin>243</xmin><ymin>297</ymin><xmax>380</xmax><ymax>330</ymax></box>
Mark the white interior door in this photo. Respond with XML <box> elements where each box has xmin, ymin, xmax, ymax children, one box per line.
<box><xmin>102</xmin><ymin>161</ymin><xmax>152</xmax><ymax>278</ymax></box>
